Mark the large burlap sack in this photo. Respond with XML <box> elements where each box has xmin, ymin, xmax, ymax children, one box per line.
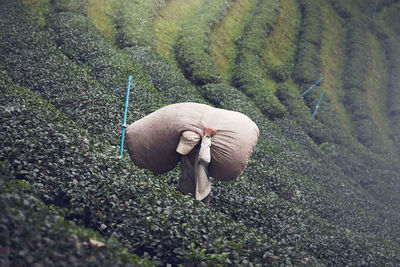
<box><xmin>125</xmin><ymin>102</ymin><xmax>259</xmax><ymax>181</ymax></box>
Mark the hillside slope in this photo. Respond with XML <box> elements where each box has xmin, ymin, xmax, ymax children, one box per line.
<box><xmin>1</xmin><ymin>0</ymin><xmax>400</xmax><ymax>265</ymax></box>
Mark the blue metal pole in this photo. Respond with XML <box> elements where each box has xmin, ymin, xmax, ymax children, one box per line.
<box><xmin>312</xmin><ymin>90</ymin><xmax>325</xmax><ymax>118</ymax></box>
<box><xmin>302</xmin><ymin>77</ymin><xmax>324</xmax><ymax>97</ymax></box>
<box><xmin>120</xmin><ymin>75</ymin><xmax>132</xmax><ymax>158</ymax></box>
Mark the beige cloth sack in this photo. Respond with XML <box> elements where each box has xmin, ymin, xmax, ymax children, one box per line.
<box><xmin>125</xmin><ymin>102</ymin><xmax>259</xmax><ymax>181</ymax></box>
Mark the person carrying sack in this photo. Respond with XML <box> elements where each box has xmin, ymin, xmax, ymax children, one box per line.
<box><xmin>125</xmin><ymin>102</ymin><xmax>259</xmax><ymax>206</ymax></box>
<box><xmin>176</xmin><ymin>128</ymin><xmax>216</xmax><ymax>206</ymax></box>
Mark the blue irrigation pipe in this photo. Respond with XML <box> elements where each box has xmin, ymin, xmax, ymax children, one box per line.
<box><xmin>312</xmin><ymin>90</ymin><xmax>325</xmax><ymax>119</ymax></box>
<box><xmin>302</xmin><ymin>77</ymin><xmax>324</xmax><ymax>97</ymax></box>
<box><xmin>119</xmin><ymin>75</ymin><xmax>132</xmax><ymax>158</ymax></box>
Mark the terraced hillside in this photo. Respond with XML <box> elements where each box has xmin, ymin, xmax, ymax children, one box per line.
<box><xmin>1</xmin><ymin>0</ymin><xmax>400</xmax><ymax>265</ymax></box>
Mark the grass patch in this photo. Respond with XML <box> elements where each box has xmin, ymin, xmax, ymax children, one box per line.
<box><xmin>153</xmin><ymin>0</ymin><xmax>204</xmax><ymax>63</ymax></box>
<box><xmin>318</xmin><ymin>0</ymin><xmax>352</xmax><ymax>130</ymax></box>
<box><xmin>88</xmin><ymin>0</ymin><xmax>116</xmax><ymax>42</ymax></box>
<box><xmin>364</xmin><ymin>30</ymin><xmax>397</xmax><ymax>157</ymax></box>
<box><xmin>210</xmin><ymin>0</ymin><xmax>258</xmax><ymax>83</ymax></box>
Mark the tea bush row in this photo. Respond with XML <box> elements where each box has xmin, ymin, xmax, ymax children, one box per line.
<box><xmin>232</xmin><ymin>0</ymin><xmax>286</xmax><ymax>119</ymax></box>
<box><xmin>293</xmin><ymin>0</ymin><xmax>322</xmax><ymax>85</ymax></box>
<box><xmin>386</xmin><ymin>37</ymin><xmax>400</xmax><ymax>154</ymax></box>
<box><xmin>372</xmin><ymin>22</ymin><xmax>400</xmax><ymax>155</ymax></box>
<box><xmin>329</xmin><ymin>0</ymin><xmax>398</xmax><ymax>18</ymax></box>
<box><xmin>0</xmin><ymin>1</ymin><xmax>125</xmax><ymax>145</ymax></box>
<box><xmin>0</xmin><ymin>160</ymin><xmax>154</xmax><ymax>266</ymax></box>
<box><xmin>52</xmin><ymin>0</ymin><xmax>88</xmax><ymax>16</ymax></box>
<box><xmin>113</xmin><ymin>0</ymin><xmax>166</xmax><ymax>48</ymax></box>
<box><xmin>200</xmin><ymin>83</ymin><xmax>400</xmax><ymax>245</ymax></box>
<box><xmin>125</xmin><ymin>46</ymin><xmax>205</xmax><ymax>104</ymax></box>
<box><xmin>344</xmin><ymin>19</ymin><xmax>388</xmax><ymax>153</ymax></box>
<box><xmin>49</xmin><ymin>11</ymin><xmax>168</xmax><ymax>119</ymax></box>
<box><xmin>0</xmin><ymin>70</ymin><xmax>320</xmax><ymax>265</ymax></box>
<box><xmin>3</xmin><ymin>72</ymin><xmax>400</xmax><ymax>265</ymax></box>
<box><xmin>174</xmin><ymin>0</ymin><xmax>227</xmax><ymax>85</ymax></box>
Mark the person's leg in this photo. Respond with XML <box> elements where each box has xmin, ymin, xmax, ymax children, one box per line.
<box><xmin>201</xmin><ymin>193</ymin><xmax>211</xmax><ymax>207</ymax></box>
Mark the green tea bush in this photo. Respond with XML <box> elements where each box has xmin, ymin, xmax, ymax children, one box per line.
<box><xmin>343</xmin><ymin>18</ymin><xmax>369</xmax><ymax>91</ymax></box>
<box><xmin>52</xmin><ymin>0</ymin><xmax>88</xmax><ymax>16</ymax></box>
<box><xmin>49</xmin><ymin>12</ymin><xmax>168</xmax><ymax>118</ymax></box>
<box><xmin>329</xmin><ymin>0</ymin><xmax>354</xmax><ymax>18</ymax></box>
<box><xmin>0</xmin><ymin>2</ymin><xmax>122</xmax><ymax>144</ymax></box>
<box><xmin>113</xmin><ymin>0</ymin><xmax>166</xmax><ymax>48</ymax></box>
<box><xmin>200</xmin><ymin>83</ymin><xmax>400</xmax><ymax>244</ymax></box>
<box><xmin>125</xmin><ymin>46</ymin><xmax>205</xmax><ymax>104</ymax></box>
<box><xmin>0</xmin><ymin>161</ymin><xmax>154</xmax><ymax>266</ymax></box>
<box><xmin>2</xmin><ymin>1</ymin><xmax>400</xmax><ymax>265</ymax></box>
<box><xmin>232</xmin><ymin>0</ymin><xmax>286</xmax><ymax>119</ymax></box>
<box><xmin>275</xmin><ymin>83</ymin><xmax>331</xmax><ymax>144</ymax></box>
<box><xmin>270</xmin><ymin>64</ymin><xmax>291</xmax><ymax>83</ymax></box>
<box><xmin>372</xmin><ymin>23</ymin><xmax>400</xmax><ymax>155</ymax></box>
<box><xmin>174</xmin><ymin>0</ymin><xmax>226</xmax><ymax>85</ymax></box>
<box><xmin>293</xmin><ymin>0</ymin><xmax>322</xmax><ymax>84</ymax></box>
<box><xmin>339</xmin><ymin>18</ymin><xmax>389</xmax><ymax>154</ymax></box>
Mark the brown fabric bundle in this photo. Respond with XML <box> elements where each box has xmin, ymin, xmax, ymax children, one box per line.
<box><xmin>125</xmin><ymin>102</ymin><xmax>259</xmax><ymax>181</ymax></box>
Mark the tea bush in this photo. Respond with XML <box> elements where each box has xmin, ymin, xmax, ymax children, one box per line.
<box><xmin>293</xmin><ymin>0</ymin><xmax>322</xmax><ymax>84</ymax></box>
<box><xmin>232</xmin><ymin>0</ymin><xmax>286</xmax><ymax>119</ymax></box>
<box><xmin>375</xmin><ymin>22</ymin><xmax>400</xmax><ymax>154</ymax></box>
<box><xmin>2</xmin><ymin>0</ymin><xmax>400</xmax><ymax>265</ymax></box>
<box><xmin>125</xmin><ymin>46</ymin><xmax>205</xmax><ymax>104</ymax></box>
<box><xmin>270</xmin><ymin>64</ymin><xmax>291</xmax><ymax>83</ymax></box>
<box><xmin>200</xmin><ymin>83</ymin><xmax>400</xmax><ymax>244</ymax></box>
<box><xmin>0</xmin><ymin>161</ymin><xmax>155</xmax><ymax>266</ymax></box>
<box><xmin>3</xmin><ymin>66</ymin><xmax>400</xmax><ymax>265</ymax></box>
<box><xmin>52</xmin><ymin>0</ymin><xmax>88</xmax><ymax>16</ymax></box>
<box><xmin>174</xmin><ymin>0</ymin><xmax>226</xmax><ymax>85</ymax></box>
<box><xmin>113</xmin><ymin>0</ymin><xmax>166</xmax><ymax>48</ymax></box>
<box><xmin>49</xmin><ymin>11</ymin><xmax>168</xmax><ymax>118</ymax></box>
<box><xmin>0</xmin><ymin>1</ymin><xmax>124</xmax><ymax>145</ymax></box>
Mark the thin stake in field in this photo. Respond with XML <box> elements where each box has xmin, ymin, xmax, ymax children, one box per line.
<box><xmin>301</xmin><ymin>77</ymin><xmax>324</xmax><ymax>97</ymax></box>
<box><xmin>312</xmin><ymin>90</ymin><xmax>325</xmax><ymax>119</ymax></box>
<box><xmin>120</xmin><ymin>75</ymin><xmax>132</xmax><ymax>158</ymax></box>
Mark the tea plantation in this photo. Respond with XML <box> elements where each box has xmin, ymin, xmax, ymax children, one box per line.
<box><xmin>1</xmin><ymin>0</ymin><xmax>400</xmax><ymax>265</ymax></box>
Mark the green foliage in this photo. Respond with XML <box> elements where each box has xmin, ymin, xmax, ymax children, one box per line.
<box><xmin>275</xmin><ymin>83</ymin><xmax>331</xmax><ymax>144</ymax></box>
<box><xmin>342</xmin><ymin>18</ymin><xmax>369</xmax><ymax>91</ymax></box>
<box><xmin>124</xmin><ymin>46</ymin><xmax>205</xmax><ymax>104</ymax></box>
<box><xmin>2</xmin><ymin>0</ymin><xmax>400</xmax><ymax>266</ymax></box>
<box><xmin>0</xmin><ymin>2</ymin><xmax>123</xmax><ymax>144</ymax></box>
<box><xmin>113</xmin><ymin>0</ymin><xmax>166</xmax><ymax>48</ymax></box>
<box><xmin>52</xmin><ymin>0</ymin><xmax>88</xmax><ymax>16</ymax></box>
<box><xmin>174</xmin><ymin>0</ymin><xmax>226</xmax><ymax>85</ymax></box>
<box><xmin>49</xmin><ymin>11</ymin><xmax>168</xmax><ymax>117</ymax></box>
<box><xmin>372</xmin><ymin>19</ymin><xmax>400</xmax><ymax>155</ymax></box>
<box><xmin>270</xmin><ymin>64</ymin><xmax>291</xmax><ymax>83</ymax></box>
<box><xmin>232</xmin><ymin>0</ymin><xmax>286</xmax><ymax>119</ymax></box>
<box><xmin>293</xmin><ymin>0</ymin><xmax>322</xmax><ymax>84</ymax></box>
<box><xmin>339</xmin><ymin>18</ymin><xmax>388</xmax><ymax>154</ymax></box>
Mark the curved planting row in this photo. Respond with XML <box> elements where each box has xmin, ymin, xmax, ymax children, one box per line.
<box><xmin>327</xmin><ymin>0</ymin><xmax>391</xmax><ymax>155</ymax></box>
<box><xmin>232</xmin><ymin>0</ymin><xmax>286</xmax><ymax>119</ymax></box>
<box><xmin>386</xmin><ymin>36</ymin><xmax>400</xmax><ymax>155</ymax></box>
<box><xmin>293</xmin><ymin>0</ymin><xmax>322</xmax><ymax>85</ymax></box>
<box><xmin>113</xmin><ymin>0</ymin><xmax>166</xmax><ymax>48</ymax></box>
<box><xmin>199</xmin><ymin>83</ymin><xmax>400</xmax><ymax>264</ymax></box>
<box><xmin>375</xmin><ymin>3</ymin><xmax>400</xmax><ymax>156</ymax></box>
<box><xmin>48</xmin><ymin>11</ymin><xmax>168</xmax><ymax>119</ymax></box>
<box><xmin>153</xmin><ymin>0</ymin><xmax>205</xmax><ymax>63</ymax></box>
<box><xmin>210</xmin><ymin>0</ymin><xmax>258</xmax><ymax>83</ymax></box>
<box><xmin>174</xmin><ymin>0</ymin><xmax>227</xmax><ymax>85</ymax></box>
<box><xmin>0</xmin><ymin>1</ymin><xmax>122</xmax><ymax>144</ymax></box>
<box><xmin>125</xmin><ymin>47</ymin><xmax>205</xmax><ymax>104</ymax></box>
<box><xmin>342</xmin><ymin>19</ymin><xmax>388</xmax><ymax>154</ymax></box>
